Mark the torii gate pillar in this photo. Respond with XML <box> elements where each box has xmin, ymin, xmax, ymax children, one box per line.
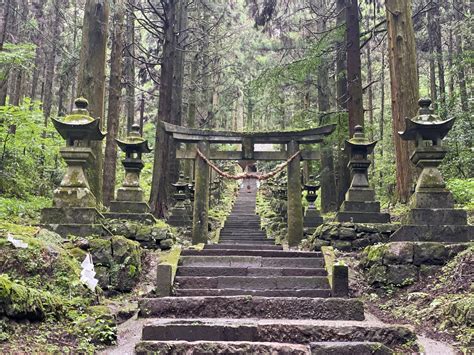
<box><xmin>287</xmin><ymin>140</ymin><xmax>303</xmax><ymax>247</ymax></box>
<box><xmin>192</xmin><ymin>141</ymin><xmax>210</xmax><ymax>244</ymax></box>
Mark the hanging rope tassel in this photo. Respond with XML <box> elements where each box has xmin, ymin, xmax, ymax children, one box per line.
<box><xmin>195</xmin><ymin>148</ymin><xmax>301</xmax><ymax>181</ymax></box>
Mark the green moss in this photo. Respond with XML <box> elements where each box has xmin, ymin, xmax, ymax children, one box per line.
<box><xmin>365</xmin><ymin>244</ymin><xmax>388</xmax><ymax>264</ymax></box>
<box><xmin>0</xmin><ymin>275</ymin><xmax>63</xmax><ymax>320</ymax></box>
<box><xmin>159</xmin><ymin>246</ymin><xmax>182</xmax><ymax>280</ymax></box>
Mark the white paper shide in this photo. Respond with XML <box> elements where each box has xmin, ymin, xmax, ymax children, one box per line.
<box><xmin>80</xmin><ymin>253</ymin><xmax>98</xmax><ymax>291</ymax></box>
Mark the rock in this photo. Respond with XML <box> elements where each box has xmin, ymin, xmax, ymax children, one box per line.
<box><xmin>362</xmin><ymin>244</ymin><xmax>387</xmax><ymax>266</ymax></box>
<box><xmin>419</xmin><ymin>265</ymin><xmax>441</xmax><ymax>279</ymax></box>
<box><xmin>352</xmin><ymin>238</ymin><xmax>370</xmax><ymax>250</ymax></box>
<box><xmin>74</xmin><ymin>238</ymin><xmax>90</xmax><ymax>250</ymax></box>
<box><xmin>386</xmin><ymin>264</ymin><xmax>418</xmax><ymax>286</ymax></box>
<box><xmin>312</xmin><ymin>239</ymin><xmax>330</xmax><ymax>251</ymax></box>
<box><xmin>332</xmin><ymin>240</ymin><xmax>352</xmax><ymax>251</ymax></box>
<box><xmin>68</xmin><ymin>247</ymin><xmax>87</xmax><ymax>262</ymax></box>
<box><xmin>355</xmin><ymin>224</ymin><xmax>379</xmax><ymax>233</ymax></box>
<box><xmin>338</xmin><ymin>227</ymin><xmax>357</xmax><ymax>240</ymax></box>
<box><xmin>112</xmin><ymin>235</ymin><xmax>140</xmax><ymax>264</ymax></box>
<box><xmin>413</xmin><ymin>243</ymin><xmax>448</xmax><ymax>265</ymax></box>
<box><xmin>366</xmin><ymin>265</ymin><xmax>387</xmax><ymax>285</ymax></box>
<box><xmin>88</xmin><ymin>238</ymin><xmax>113</xmax><ymax>266</ymax></box>
<box><xmin>35</xmin><ymin>229</ymin><xmax>64</xmax><ymax>244</ymax></box>
<box><xmin>383</xmin><ymin>242</ymin><xmax>414</xmax><ymax>265</ymax></box>
<box><xmin>95</xmin><ymin>265</ymin><xmax>111</xmax><ymax>289</ymax></box>
<box><xmin>160</xmin><ymin>239</ymin><xmax>174</xmax><ymax>250</ymax></box>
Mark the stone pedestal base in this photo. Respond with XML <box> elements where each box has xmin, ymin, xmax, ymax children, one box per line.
<box><xmin>336</xmin><ymin>194</ymin><xmax>390</xmax><ymax>223</ymax></box>
<box><xmin>110</xmin><ymin>201</ymin><xmax>150</xmax><ymax>214</ymax></box>
<box><xmin>41</xmin><ymin>207</ymin><xmax>111</xmax><ymax>237</ymax></box>
<box><xmin>304</xmin><ymin>208</ymin><xmax>324</xmax><ymax>228</ymax></box>
<box><xmin>168</xmin><ymin>206</ymin><xmax>191</xmax><ymax>227</ymax></box>
<box><xmin>103</xmin><ymin>212</ymin><xmax>156</xmax><ymax>224</ymax></box>
<box><xmin>336</xmin><ymin>211</ymin><xmax>390</xmax><ymax>223</ymax></box>
<box><xmin>390</xmin><ymin>225</ymin><xmax>473</xmax><ymax>243</ymax></box>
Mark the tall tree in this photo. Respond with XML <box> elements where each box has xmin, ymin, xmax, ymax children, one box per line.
<box><xmin>42</xmin><ymin>0</ymin><xmax>61</xmax><ymax>122</ymax></box>
<box><xmin>385</xmin><ymin>0</ymin><xmax>419</xmax><ymax>203</ymax></box>
<box><xmin>316</xmin><ymin>0</ymin><xmax>337</xmax><ymax>213</ymax></box>
<box><xmin>124</xmin><ymin>0</ymin><xmax>136</xmax><ymax>132</ymax></box>
<box><xmin>76</xmin><ymin>0</ymin><xmax>110</xmax><ymax>202</ymax></box>
<box><xmin>103</xmin><ymin>0</ymin><xmax>125</xmax><ymax>206</ymax></box>
<box><xmin>0</xmin><ymin>0</ymin><xmax>13</xmax><ymax>105</ymax></box>
<box><xmin>346</xmin><ymin>0</ymin><xmax>364</xmax><ymax>135</ymax></box>
<box><xmin>149</xmin><ymin>0</ymin><xmax>179</xmax><ymax>217</ymax></box>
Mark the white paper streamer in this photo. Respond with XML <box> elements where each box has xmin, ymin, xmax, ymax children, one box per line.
<box><xmin>80</xmin><ymin>253</ymin><xmax>99</xmax><ymax>291</ymax></box>
<box><xmin>7</xmin><ymin>233</ymin><xmax>28</xmax><ymax>249</ymax></box>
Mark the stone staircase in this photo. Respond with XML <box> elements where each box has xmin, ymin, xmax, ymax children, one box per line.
<box><xmin>135</xmin><ymin>185</ymin><xmax>415</xmax><ymax>354</ymax></box>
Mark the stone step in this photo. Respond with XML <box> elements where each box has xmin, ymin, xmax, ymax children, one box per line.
<box><xmin>175</xmin><ymin>276</ymin><xmax>330</xmax><ymax>290</ymax></box>
<box><xmin>219</xmin><ymin>231</ymin><xmax>266</xmax><ymax>234</ymax></box>
<box><xmin>179</xmin><ymin>256</ymin><xmax>324</xmax><ymax>268</ymax></box>
<box><xmin>138</xmin><ymin>319</ymin><xmax>412</xmax><ymax>349</ymax></box>
<box><xmin>174</xmin><ymin>288</ymin><xmax>332</xmax><ymax>297</ymax></box>
<box><xmin>204</xmin><ymin>244</ymin><xmax>282</xmax><ymax>250</ymax></box>
<box><xmin>135</xmin><ymin>341</ymin><xmax>310</xmax><ymax>355</ymax></box>
<box><xmin>181</xmin><ymin>249</ymin><xmax>322</xmax><ymax>258</ymax></box>
<box><xmin>218</xmin><ymin>237</ymin><xmax>269</xmax><ymax>241</ymax></box>
<box><xmin>177</xmin><ymin>266</ymin><xmax>327</xmax><ymax>277</ymax></box>
<box><xmin>310</xmin><ymin>342</ymin><xmax>392</xmax><ymax>355</ymax></box>
<box><xmin>219</xmin><ymin>240</ymin><xmax>277</xmax><ymax>245</ymax></box>
<box><xmin>139</xmin><ymin>296</ymin><xmax>365</xmax><ymax>320</ymax></box>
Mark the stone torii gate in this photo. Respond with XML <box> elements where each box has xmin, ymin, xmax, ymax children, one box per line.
<box><xmin>162</xmin><ymin>122</ymin><xmax>336</xmax><ymax>247</ymax></box>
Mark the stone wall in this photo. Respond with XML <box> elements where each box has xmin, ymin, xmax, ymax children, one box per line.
<box><xmin>305</xmin><ymin>222</ymin><xmax>398</xmax><ymax>251</ymax></box>
<box><xmin>360</xmin><ymin>242</ymin><xmax>469</xmax><ymax>287</ymax></box>
<box><xmin>105</xmin><ymin>219</ymin><xmax>175</xmax><ymax>250</ymax></box>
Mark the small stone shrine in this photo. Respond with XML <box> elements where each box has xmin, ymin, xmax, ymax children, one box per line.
<box><xmin>106</xmin><ymin>123</ymin><xmax>154</xmax><ymax>223</ymax></box>
<box><xmin>41</xmin><ymin>98</ymin><xmax>110</xmax><ymax>237</ymax></box>
<box><xmin>303</xmin><ymin>176</ymin><xmax>323</xmax><ymax>231</ymax></box>
<box><xmin>336</xmin><ymin>125</ymin><xmax>390</xmax><ymax>223</ymax></box>
<box><xmin>167</xmin><ymin>173</ymin><xmax>192</xmax><ymax>227</ymax></box>
<box><xmin>391</xmin><ymin>98</ymin><xmax>473</xmax><ymax>242</ymax></box>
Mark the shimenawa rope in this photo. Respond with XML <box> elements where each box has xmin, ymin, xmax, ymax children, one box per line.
<box><xmin>195</xmin><ymin>149</ymin><xmax>301</xmax><ymax>181</ymax></box>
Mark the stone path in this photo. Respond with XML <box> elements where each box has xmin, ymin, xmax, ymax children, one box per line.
<box><xmin>134</xmin><ymin>185</ymin><xmax>416</xmax><ymax>354</ymax></box>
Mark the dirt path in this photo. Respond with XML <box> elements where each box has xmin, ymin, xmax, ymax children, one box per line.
<box><xmin>98</xmin><ymin>315</ymin><xmax>146</xmax><ymax>355</ymax></box>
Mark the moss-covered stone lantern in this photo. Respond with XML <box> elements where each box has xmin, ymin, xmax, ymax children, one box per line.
<box><xmin>336</xmin><ymin>125</ymin><xmax>390</xmax><ymax>223</ymax></box>
<box><xmin>303</xmin><ymin>176</ymin><xmax>323</xmax><ymax>230</ymax></box>
<box><xmin>168</xmin><ymin>173</ymin><xmax>191</xmax><ymax>227</ymax></box>
<box><xmin>391</xmin><ymin>98</ymin><xmax>472</xmax><ymax>242</ymax></box>
<box><xmin>41</xmin><ymin>98</ymin><xmax>109</xmax><ymax>237</ymax></box>
<box><xmin>107</xmin><ymin>123</ymin><xmax>154</xmax><ymax>223</ymax></box>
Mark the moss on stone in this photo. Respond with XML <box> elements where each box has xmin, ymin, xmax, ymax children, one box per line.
<box><xmin>0</xmin><ymin>275</ymin><xmax>63</xmax><ymax>320</ymax></box>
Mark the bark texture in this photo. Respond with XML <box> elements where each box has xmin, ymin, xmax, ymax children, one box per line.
<box><xmin>386</xmin><ymin>0</ymin><xmax>418</xmax><ymax>203</ymax></box>
<box><xmin>76</xmin><ymin>0</ymin><xmax>110</xmax><ymax>202</ymax></box>
<box><xmin>103</xmin><ymin>0</ymin><xmax>125</xmax><ymax>206</ymax></box>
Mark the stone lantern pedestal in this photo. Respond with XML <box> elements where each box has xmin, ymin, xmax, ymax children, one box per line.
<box><xmin>336</xmin><ymin>125</ymin><xmax>390</xmax><ymax>223</ymax></box>
<box><xmin>168</xmin><ymin>174</ymin><xmax>191</xmax><ymax>227</ymax></box>
<box><xmin>391</xmin><ymin>99</ymin><xmax>473</xmax><ymax>242</ymax></box>
<box><xmin>41</xmin><ymin>98</ymin><xmax>110</xmax><ymax>237</ymax></box>
<box><xmin>303</xmin><ymin>181</ymin><xmax>323</xmax><ymax>231</ymax></box>
<box><xmin>105</xmin><ymin>124</ymin><xmax>155</xmax><ymax>223</ymax></box>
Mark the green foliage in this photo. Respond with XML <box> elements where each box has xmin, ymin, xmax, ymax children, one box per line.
<box><xmin>0</xmin><ymin>196</ymin><xmax>51</xmax><ymax>223</ymax></box>
<box><xmin>0</xmin><ymin>43</ymin><xmax>36</xmax><ymax>80</ymax></box>
<box><xmin>445</xmin><ymin>178</ymin><xmax>474</xmax><ymax>208</ymax></box>
<box><xmin>0</xmin><ymin>274</ymin><xmax>63</xmax><ymax>320</ymax></box>
<box><xmin>0</xmin><ymin>99</ymin><xmax>63</xmax><ymax>199</ymax></box>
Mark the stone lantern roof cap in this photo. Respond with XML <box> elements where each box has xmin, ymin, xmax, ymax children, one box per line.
<box><xmin>52</xmin><ymin>97</ymin><xmax>106</xmax><ymax>142</ymax></box>
<box><xmin>345</xmin><ymin>125</ymin><xmax>377</xmax><ymax>153</ymax></box>
<box><xmin>399</xmin><ymin>98</ymin><xmax>455</xmax><ymax>141</ymax></box>
<box><xmin>172</xmin><ymin>173</ymin><xmax>188</xmax><ymax>188</ymax></box>
<box><xmin>116</xmin><ymin>123</ymin><xmax>152</xmax><ymax>153</ymax></box>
